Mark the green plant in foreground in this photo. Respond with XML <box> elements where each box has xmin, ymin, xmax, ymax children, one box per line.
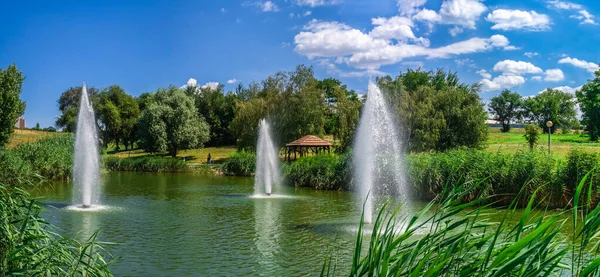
<box><xmin>323</xmin><ymin>170</ymin><xmax>600</xmax><ymax>276</ymax></box>
<box><xmin>0</xmin><ymin>180</ymin><xmax>113</xmax><ymax>276</ymax></box>
<box><xmin>524</xmin><ymin>124</ymin><xmax>541</xmax><ymax>150</ymax></box>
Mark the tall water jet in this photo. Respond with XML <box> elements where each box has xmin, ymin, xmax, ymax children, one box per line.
<box><xmin>72</xmin><ymin>83</ymin><xmax>101</xmax><ymax>208</ymax></box>
<box><xmin>353</xmin><ymin>81</ymin><xmax>409</xmax><ymax>223</ymax></box>
<box><xmin>254</xmin><ymin>119</ymin><xmax>281</xmax><ymax>196</ymax></box>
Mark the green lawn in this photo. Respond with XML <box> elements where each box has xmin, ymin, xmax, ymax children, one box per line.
<box><xmin>487</xmin><ymin>127</ymin><xmax>600</xmax><ymax>156</ymax></box>
<box><xmin>8</xmin><ymin>129</ymin><xmax>67</xmax><ymax>148</ymax></box>
<box><xmin>108</xmin><ymin>146</ymin><xmax>237</xmax><ymax>164</ymax></box>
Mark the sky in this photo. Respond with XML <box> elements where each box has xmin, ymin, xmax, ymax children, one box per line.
<box><xmin>1</xmin><ymin>0</ymin><xmax>599</xmax><ymax>128</ymax></box>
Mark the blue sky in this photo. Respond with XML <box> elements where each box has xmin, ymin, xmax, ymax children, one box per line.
<box><xmin>1</xmin><ymin>0</ymin><xmax>599</xmax><ymax>128</ymax></box>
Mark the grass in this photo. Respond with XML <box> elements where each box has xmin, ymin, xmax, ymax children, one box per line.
<box><xmin>7</xmin><ymin>129</ymin><xmax>67</xmax><ymax>148</ymax></box>
<box><xmin>108</xmin><ymin>146</ymin><xmax>236</xmax><ymax>164</ymax></box>
<box><xmin>487</xmin><ymin>127</ymin><xmax>600</xmax><ymax>156</ymax></box>
<box><xmin>323</xmin><ymin>170</ymin><xmax>600</xmax><ymax>276</ymax></box>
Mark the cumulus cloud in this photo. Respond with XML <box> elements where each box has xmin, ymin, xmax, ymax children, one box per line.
<box><xmin>227</xmin><ymin>79</ymin><xmax>239</xmax><ymax>84</ymax></box>
<box><xmin>547</xmin><ymin>0</ymin><xmax>582</xmax><ymax>10</ymax></box>
<box><xmin>477</xmin><ymin>69</ymin><xmax>491</xmax><ymax>79</ymax></box>
<box><xmin>493</xmin><ymin>60</ymin><xmax>543</xmax><ymax>75</ymax></box>
<box><xmin>187</xmin><ymin>78</ymin><xmax>198</xmax><ymax>87</ymax></box>
<box><xmin>552</xmin><ymin>85</ymin><xmax>583</xmax><ymax>94</ymax></box>
<box><xmin>570</xmin><ymin>10</ymin><xmax>598</xmax><ymax>25</ymax></box>
<box><xmin>480</xmin><ymin>75</ymin><xmax>526</xmax><ymax>91</ymax></box>
<box><xmin>544</xmin><ymin>69</ymin><xmax>565</xmax><ymax>82</ymax></box>
<box><xmin>369</xmin><ymin>16</ymin><xmax>420</xmax><ymax>41</ymax></box>
<box><xmin>397</xmin><ymin>0</ymin><xmax>427</xmax><ymax>17</ymax></box>
<box><xmin>261</xmin><ymin>1</ymin><xmax>279</xmax><ymax>12</ymax></box>
<box><xmin>294</xmin><ymin>0</ymin><xmax>340</xmax><ymax>7</ymax></box>
<box><xmin>486</xmin><ymin>9</ymin><xmax>551</xmax><ymax>31</ymax></box>
<box><xmin>558</xmin><ymin>57</ymin><xmax>599</xmax><ymax>73</ymax></box>
<box><xmin>201</xmin><ymin>82</ymin><xmax>220</xmax><ymax>90</ymax></box>
<box><xmin>531</xmin><ymin>76</ymin><xmax>543</xmax><ymax>81</ymax></box>
<box><xmin>413</xmin><ymin>0</ymin><xmax>487</xmax><ymax>33</ymax></box>
<box><xmin>524</xmin><ymin>52</ymin><xmax>539</xmax><ymax>58</ymax></box>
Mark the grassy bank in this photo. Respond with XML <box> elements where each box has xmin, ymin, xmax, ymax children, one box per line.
<box><xmin>7</xmin><ymin>129</ymin><xmax>67</xmax><ymax>148</ymax></box>
<box><xmin>487</xmin><ymin>127</ymin><xmax>600</xmax><ymax>156</ymax></box>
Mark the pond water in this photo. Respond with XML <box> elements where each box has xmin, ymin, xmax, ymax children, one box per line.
<box><xmin>33</xmin><ymin>172</ymin><xmax>367</xmax><ymax>276</ymax></box>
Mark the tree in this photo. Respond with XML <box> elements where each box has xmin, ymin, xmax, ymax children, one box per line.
<box><xmin>377</xmin><ymin>69</ymin><xmax>488</xmax><ymax>152</ymax></box>
<box><xmin>523</xmin><ymin>124</ymin><xmax>541</xmax><ymax>149</ymax></box>
<box><xmin>34</xmin><ymin>123</ymin><xmax>40</xmax><ymax>130</ymax></box>
<box><xmin>488</xmin><ymin>90</ymin><xmax>523</xmax><ymax>132</ymax></box>
<box><xmin>0</xmin><ymin>64</ymin><xmax>26</xmax><ymax>147</ymax></box>
<box><xmin>577</xmin><ymin>70</ymin><xmax>600</xmax><ymax>141</ymax></box>
<box><xmin>55</xmin><ymin>86</ymin><xmax>100</xmax><ymax>132</ymax></box>
<box><xmin>95</xmin><ymin>85</ymin><xmax>139</xmax><ymax>150</ymax></box>
<box><xmin>190</xmin><ymin>84</ymin><xmax>237</xmax><ymax>146</ymax></box>
<box><xmin>523</xmin><ymin>89</ymin><xmax>577</xmax><ymax>133</ymax></box>
<box><xmin>137</xmin><ymin>86</ymin><xmax>209</xmax><ymax>157</ymax></box>
<box><xmin>317</xmin><ymin>78</ymin><xmax>362</xmax><ymax>151</ymax></box>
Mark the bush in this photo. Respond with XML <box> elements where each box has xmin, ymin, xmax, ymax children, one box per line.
<box><xmin>221</xmin><ymin>151</ymin><xmax>256</xmax><ymax>176</ymax></box>
<box><xmin>282</xmin><ymin>153</ymin><xmax>351</xmax><ymax>190</ymax></box>
<box><xmin>523</xmin><ymin>123</ymin><xmax>541</xmax><ymax>149</ymax></box>
<box><xmin>103</xmin><ymin>156</ymin><xmax>189</xmax><ymax>173</ymax></box>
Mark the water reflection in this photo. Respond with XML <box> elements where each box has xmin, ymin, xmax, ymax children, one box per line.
<box><xmin>253</xmin><ymin>198</ymin><xmax>283</xmax><ymax>274</ymax></box>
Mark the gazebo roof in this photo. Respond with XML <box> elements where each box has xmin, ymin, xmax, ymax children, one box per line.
<box><xmin>285</xmin><ymin>135</ymin><xmax>332</xmax><ymax>147</ymax></box>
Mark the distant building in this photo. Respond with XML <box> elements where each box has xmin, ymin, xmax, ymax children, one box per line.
<box><xmin>14</xmin><ymin>117</ymin><xmax>25</xmax><ymax>129</ymax></box>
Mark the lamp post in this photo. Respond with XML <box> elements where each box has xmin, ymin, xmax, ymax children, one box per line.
<box><xmin>546</xmin><ymin>121</ymin><xmax>553</xmax><ymax>155</ymax></box>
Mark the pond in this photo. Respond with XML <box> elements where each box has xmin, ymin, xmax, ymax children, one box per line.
<box><xmin>33</xmin><ymin>172</ymin><xmax>366</xmax><ymax>276</ymax></box>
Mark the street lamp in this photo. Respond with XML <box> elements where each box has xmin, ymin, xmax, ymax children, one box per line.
<box><xmin>546</xmin><ymin>121</ymin><xmax>553</xmax><ymax>154</ymax></box>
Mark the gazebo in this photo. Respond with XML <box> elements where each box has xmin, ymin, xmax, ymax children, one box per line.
<box><xmin>284</xmin><ymin>135</ymin><xmax>332</xmax><ymax>161</ymax></box>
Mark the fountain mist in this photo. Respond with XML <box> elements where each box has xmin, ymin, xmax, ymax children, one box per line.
<box><xmin>72</xmin><ymin>83</ymin><xmax>101</xmax><ymax>208</ymax></box>
<box><xmin>353</xmin><ymin>81</ymin><xmax>409</xmax><ymax>223</ymax></box>
<box><xmin>254</xmin><ymin>119</ymin><xmax>281</xmax><ymax>196</ymax></box>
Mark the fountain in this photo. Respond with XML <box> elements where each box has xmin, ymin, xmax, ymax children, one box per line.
<box><xmin>254</xmin><ymin>119</ymin><xmax>281</xmax><ymax>196</ymax></box>
<box><xmin>72</xmin><ymin>83</ymin><xmax>101</xmax><ymax>209</ymax></box>
<box><xmin>353</xmin><ymin>81</ymin><xmax>409</xmax><ymax>223</ymax></box>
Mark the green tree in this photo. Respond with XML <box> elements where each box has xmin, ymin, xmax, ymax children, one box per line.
<box><xmin>0</xmin><ymin>64</ymin><xmax>26</xmax><ymax>147</ymax></box>
<box><xmin>191</xmin><ymin>84</ymin><xmax>237</xmax><ymax>146</ymax></box>
<box><xmin>524</xmin><ymin>88</ymin><xmax>577</xmax><ymax>133</ymax></box>
<box><xmin>229</xmin><ymin>97</ymin><xmax>268</xmax><ymax>150</ymax></box>
<box><xmin>577</xmin><ymin>70</ymin><xmax>600</xmax><ymax>141</ymax></box>
<box><xmin>377</xmin><ymin>69</ymin><xmax>487</xmax><ymax>152</ymax></box>
<box><xmin>488</xmin><ymin>89</ymin><xmax>523</xmax><ymax>132</ymax></box>
<box><xmin>137</xmin><ymin>86</ymin><xmax>209</xmax><ymax>157</ymax></box>
<box><xmin>55</xmin><ymin>86</ymin><xmax>100</xmax><ymax>132</ymax></box>
<box><xmin>523</xmin><ymin>124</ymin><xmax>541</xmax><ymax>149</ymax></box>
<box><xmin>95</xmin><ymin>85</ymin><xmax>140</xmax><ymax>150</ymax></box>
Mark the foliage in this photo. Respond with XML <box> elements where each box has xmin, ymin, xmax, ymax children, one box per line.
<box><xmin>0</xmin><ymin>64</ymin><xmax>26</xmax><ymax>148</ymax></box>
<box><xmin>282</xmin><ymin>153</ymin><xmax>352</xmax><ymax>190</ymax></box>
<box><xmin>103</xmin><ymin>156</ymin><xmax>189</xmax><ymax>173</ymax></box>
<box><xmin>577</xmin><ymin>70</ymin><xmax>600</xmax><ymax>141</ymax></box>
<box><xmin>0</xmin><ymin>136</ymin><xmax>74</xmax><ymax>183</ymax></box>
<box><xmin>488</xmin><ymin>89</ymin><xmax>523</xmax><ymax>132</ymax></box>
<box><xmin>0</xmin><ymin>182</ymin><xmax>113</xmax><ymax>276</ymax></box>
<box><xmin>55</xmin><ymin>86</ymin><xmax>101</xmax><ymax>132</ymax></box>
<box><xmin>523</xmin><ymin>123</ymin><xmax>541</xmax><ymax>149</ymax></box>
<box><xmin>377</xmin><ymin>69</ymin><xmax>488</xmax><ymax>152</ymax></box>
<box><xmin>318</xmin><ymin>78</ymin><xmax>362</xmax><ymax>152</ymax></box>
<box><xmin>187</xmin><ymin>84</ymin><xmax>237</xmax><ymax>146</ymax></box>
<box><xmin>95</xmin><ymin>85</ymin><xmax>140</xmax><ymax>150</ymax></box>
<box><xmin>136</xmin><ymin>86</ymin><xmax>210</xmax><ymax>157</ymax></box>
<box><xmin>221</xmin><ymin>151</ymin><xmax>256</xmax><ymax>176</ymax></box>
<box><xmin>524</xmin><ymin>88</ymin><xmax>578</xmax><ymax>133</ymax></box>
<box><xmin>323</xmin><ymin>170</ymin><xmax>600</xmax><ymax>277</ymax></box>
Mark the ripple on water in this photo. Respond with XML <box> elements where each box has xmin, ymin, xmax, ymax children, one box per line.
<box><xmin>249</xmin><ymin>194</ymin><xmax>295</xmax><ymax>199</ymax></box>
<box><xmin>64</xmin><ymin>205</ymin><xmax>116</xmax><ymax>212</ymax></box>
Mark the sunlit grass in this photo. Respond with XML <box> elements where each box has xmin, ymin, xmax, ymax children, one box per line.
<box><xmin>487</xmin><ymin>128</ymin><xmax>600</xmax><ymax>157</ymax></box>
<box><xmin>7</xmin><ymin>129</ymin><xmax>67</xmax><ymax>148</ymax></box>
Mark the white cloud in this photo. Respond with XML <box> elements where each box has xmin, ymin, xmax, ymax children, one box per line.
<box><xmin>558</xmin><ymin>57</ymin><xmax>599</xmax><ymax>73</ymax></box>
<box><xmin>486</xmin><ymin>9</ymin><xmax>551</xmax><ymax>31</ymax></box>
<box><xmin>397</xmin><ymin>0</ymin><xmax>427</xmax><ymax>17</ymax></box>
<box><xmin>304</xmin><ymin>10</ymin><xmax>312</xmax><ymax>16</ymax></box>
<box><xmin>547</xmin><ymin>0</ymin><xmax>582</xmax><ymax>10</ymax></box>
<box><xmin>493</xmin><ymin>60</ymin><xmax>543</xmax><ymax>75</ymax></box>
<box><xmin>544</xmin><ymin>68</ymin><xmax>565</xmax><ymax>82</ymax></box>
<box><xmin>261</xmin><ymin>1</ymin><xmax>279</xmax><ymax>12</ymax></box>
<box><xmin>570</xmin><ymin>10</ymin><xmax>598</xmax><ymax>25</ymax></box>
<box><xmin>227</xmin><ymin>79</ymin><xmax>239</xmax><ymax>84</ymax></box>
<box><xmin>552</xmin><ymin>85</ymin><xmax>583</xmax><ymax>94</ymax></box>
<box><xmin>294</xmin><ymin>18</ymin><xmax>515</xmax><ymax>70</ymax></box>
<box><xmin>317</xmin><ymin>59</ymin><xmax>386</xmax><ymax>77</ymax></box>
<box><xmin>414</xmin><ymin>0</ymin><xmax>487</xmax><ymax>31</ymax></box>
<box><xmin>187</xmin><ymin>78</ymin><xmax>198</xmax><ymax>87</ymax></box>
<box><xmin>531</xmin><ymin>76</ymin><xmax>543</xmax><ymax>81</ymax></box>
<box><xmin>480</xmin><ymin>75</ymin><xmax>526</xmax><ymax>91</ymax></box>
<box><xmin>201</xmin><ymin>82</ymin><xmax>220</xmax><ymax>90</ymax></box>
<box><xmin>477</xmin><ymin>69</ymin><xmax>491</xmax><ymax>79</ymax></box>
<box><xmin>449</xmin><ymin>26</ymin><xmax>463</xmax><ymax>36</ymax></box>
<box><xmin>455</xmin><ymin>58</ymin><xmax>475</xmax><ymax>67</ymax></box>
<box><xmin>524</xmin><ymin>52</ymin><xmax>539</xmax><ymax>58</ymax></box>
<box><xmin>547</xmin><ymin>0</ymin><xmax>596</xmax><ymax>25</ymax></box>
<box><xmin>295</xmin><ymin>0</ymin><xmax>340</xmax><ymax>7</ymax></box>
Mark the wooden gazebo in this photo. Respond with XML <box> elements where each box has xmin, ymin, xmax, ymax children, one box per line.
<box><xmin>284</xmin><ymin>135</ymin><xmax>332</xmax><ymax>161</ymax></box>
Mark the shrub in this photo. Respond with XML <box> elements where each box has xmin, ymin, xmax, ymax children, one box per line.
<box><xmin>523</xmin><ymin>123</ymin><xmax>541</xmax><ymax>149</ymax></box>
<box><xmin>561</xmin><ymin>149</ymin><xmax>600</xmax><ymax>207</ymax></box>
<box><xmin>103</xmin><ymin>156</ymin><xmax>189</xmax><ymax>172</ymax></box>
<box><xmin>283</xmin><ymin>153</ymin><xmax>350</xmax><ymax>190</ymax></box>
<box><xmin>221</xmin><ymin>151</ymin><xmax>256</xmax><ymax>176</ymax></box>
